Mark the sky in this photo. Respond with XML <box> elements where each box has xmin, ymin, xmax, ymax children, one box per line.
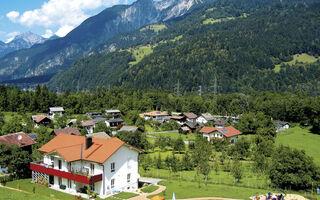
<box><xmin>0</xmin><ymin>0</ymin><xmax>137</xmax><ymax>43</ymax></box>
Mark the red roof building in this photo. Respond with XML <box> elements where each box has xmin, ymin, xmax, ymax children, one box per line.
<box><xmin>200</xmin><ymin>126</ymin><xmax>242</xmax><ymax>144</ymax></box>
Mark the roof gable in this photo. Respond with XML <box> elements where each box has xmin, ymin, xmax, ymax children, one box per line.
<box><xmin>200</xmin><ymin>126</ymin><xmax>242</xmax><ymax>137</ymax></box>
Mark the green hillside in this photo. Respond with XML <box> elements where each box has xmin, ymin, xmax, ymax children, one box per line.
<box><xmin>275</xmin><ymin>126</ymin><xmax>320</xmax><ymax>165</ymax></box>
<box><xmin>48</xmin><ymin>0</ymin><xmax>320</xmax><ymax>94</ymax></box>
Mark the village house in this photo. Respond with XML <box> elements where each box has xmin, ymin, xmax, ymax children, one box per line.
<box><xmin>51</xmin><ymin>127</ymin><xmax>81</xmax><ymax>136</ymax></box>
<box><xmin>179</xmin><ymin>122</ymin><xmax>202</xmax><ymax>133</ymax></box>
<box><xmin>168</xmin><ymin>115</ymin><xmax>185</xmax><ymax>125</ymax></box>
<box><xmin>214</xmin><ymin>119</ymin><xmax>228</xmax><ymax>128</ymax></box>
<box><xmin>87</xmin><ymin>112</ymin><xmax>104</xmax><ymax>119</ymax></box>
<box><xmin>275</xmin><ymin>120</ymin><xmax>290</xmax><ymax>132</ymax></box>
<box><xmin>30</xmin><ymin>134</ymin><xmax>141</xmax><ymax>198</ymax></box>
<box><xmin>196</xmin><ymin>113</ymin><xmax>214</xmax><ymax>124</ymax></box>
<box><xmin>31</xmin><ymin>115</ymin><xmax>52</xmax><ymax>127</ymax></box>
<box><xmin>184</xmin><ymin>112</ymin><xmax>198</xmax><ymax>123</ymax></box>
<box><xmin>49</xmin><ymin>107</ymin><xmax>64</xmax><ymax>118</ymax></box>
<box><xmin>106</xmin><ymin>119</ymin><xmax>124</xmax><ymax>128</ymax></box>
<box><xmin>200</xmin><ymin>126</ymin><xmax>242</xmax><ymax>144</ymax></box>
<box><xmin>106</xmin><ymin>110</ymin><xmax>121</xmax><ymax>119</ymax></box>
<box><xmin>0</xmin><ymin>132</ymin><xmax>36</xmax><ymax>173</ymax></box>
<box><xmin>141</xmin><ymin>111</ymin><xmax>169</xmax><ymax>121</ymax></box>
<box><xmin>82</xmin><ymin>120</ymin><xmax>95</xmax><ymax>134</ymax></box>
<box><xmin>87</xmin><ymin>132</ymin><xmax>111</xmax><ymax>140</ymax></box>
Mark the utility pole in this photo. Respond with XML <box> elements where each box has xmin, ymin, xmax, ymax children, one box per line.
<box><xmin>176</xmin><ymin>80</ymin><xmax>180</xmax><ymax>96</ymax></box>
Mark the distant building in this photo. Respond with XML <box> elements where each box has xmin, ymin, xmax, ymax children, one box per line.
<box><xmin>49</xmin><ymin>107</ymin><xmax>64</xmax><ymax>118</ymax></box>
<box><xmin>52</xmin><ymin>127</ymin><xmax>81</xmax><ymax>136</ymax></box>
<box><xmin>196</xmin><ymin>113</ymin><xmax>214</xmax><ymax>124</ymax></box>
<box><xmin>106</xmin><ymin>110</ymin><xmax>121</xmax><ymax>118</ymax></box>
<box><xmin>31</xmin><ymin>115</ymin><xmax>51</xmax><ymax>127</ymax></box>
<box><xmin>214</xmin><ymin>119</ymin><xmax>228</xmax><ymax>128</ymax></box>
<box><xmin>141</xmin><ymin>111</ymin><xmax>169</xmax><ymax>121</ymax></box>
<box><xmin>86</xmin><ymin>112</ymin><xmax>104</xmax><ymax>119</ymax></box>
<box><xmin>200</xmin><ymin>126</ymin><xmax>242</xmax><ymax>144</ymax></box>
<box><xmin>0</xmin><ymin>132</ymin><xmax>36</xmax><ymax>152</ymax></box>
<box><xmin>87</xmin><ymin>132</ymin><xmax>111</xmax><ymax>139</ymax></box>
<box><xmin>106</xmin><ymin>119</ymin><xmax>124</xmax><ymax>128</ymax></box>
<box><xmin>82</xmin><ymin>120</ymin><xmax>95</xmax><ymax>134</ymax></box>
<box><xmin>93</xmin><ymin>117</ymin><xmax>106</xmax><ymax>124</ymax></box>
<box><xmin>275</xmin><ymin>121</ymin><xmax>290</xmax><ymax>132</ymax></box>
<box><xmin>184</xmin><ymin>113</ymin><xmax>198</xmax><ymax>123</ymax></box>
<box><xmin>30</xmin><ymin>134</ymin><xmax>141</xmax><ymax>197</ymax></box>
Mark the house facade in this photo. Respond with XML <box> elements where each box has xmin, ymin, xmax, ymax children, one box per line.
<box><xmin>200</xmin><ymin>126</ymin><xmax>242</xmax><ymax>144</ymax></box>
<box><xmin>196</xmin><ymin>113</ymin><xmax>214</xmax><ymax>124</ymax></box>
<box><xmin>106</xmin><ymin>119</ymin><xmax>124</xmax><ymax>128</ymax></box>
<box><xmin>106</xmin><ymin>110</ymin><xmax>121</xmax><ymax>118</ymax></box>
<box><xmin>184</xmin><ymin>113</ymin><xmax>198</xmax><ymax>123</ymax></box>
<box><xmin>30</xmin><ymin>134</ymin><xmax>141</xmax><ymax>197</ymax></box>
<box><xmin>49</xmin><ymin>107</ymin><xmax>64</xmax><ymax>118</ymax></box>
<box><xmin>142</xmin><ymin>111</ymin><xmax>169</xmax><ymax>121</ymax></box>
<box><xmin>82</xmin><ymin>120</ymin><xmax>95</xmax><ymax>134</ymax></box>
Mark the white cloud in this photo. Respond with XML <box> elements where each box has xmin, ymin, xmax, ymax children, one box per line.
<box><xmin>55</xmin><ymin>25</ymin><xmax>74</xmax><ymax>37</ymax></box>
<box><xmin>5</xmin><ymin>31</ymin><xmax>20</xmax><ymax>43</ymax></box>
<box><xmin>42</xmin><ymin>29</ymin><xmax>53</xmax><ymax>38</ymax></box>
<box><xmin>6</xmin><ymin>11</ymin><xmax>20</xmax><ymax>22</ymax></box>
<box><xmin>6</xmin><ymin>0</ymin><xmax>126</xmax><ymax>29</ymax></box>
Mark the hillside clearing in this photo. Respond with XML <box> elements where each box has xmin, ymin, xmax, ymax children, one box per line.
<box><xmin>274</xmin><ymin>53</ymin><xmax>320</xmax><ymax>72</ymax></box>
<box><xmin>140</xmin><ymin>24</ymin><xmax>167</xmax><ymax>33</ymax></box>
<box><xmin>128</xmin><ymin>46</ymin><xmax>153</xmax><ymax>66</ymax></box>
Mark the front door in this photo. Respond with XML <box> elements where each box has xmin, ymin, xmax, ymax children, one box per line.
<box><xmin>49</xmin><ymin>175</ymin><xmax>54</xmax><ymax>185</ymax></box>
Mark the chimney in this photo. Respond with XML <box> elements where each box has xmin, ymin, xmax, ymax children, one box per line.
<box><xmin>85</xmin><ymin>136</ymin><xmax>93</xmax><ymax>150</ymax></box>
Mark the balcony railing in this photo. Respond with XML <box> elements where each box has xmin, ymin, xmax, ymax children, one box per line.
<box><xmin>30</xmin><ymin>161</ymin><xmax>102</xmax><ymax>184</ymax></box>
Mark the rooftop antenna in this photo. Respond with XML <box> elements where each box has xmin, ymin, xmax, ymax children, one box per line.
<box><xmin>17</xmin><ymin>135</ymin><xmax>22</xmax><ymax>146</ymax></box>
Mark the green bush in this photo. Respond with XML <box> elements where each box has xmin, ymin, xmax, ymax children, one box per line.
<box><xmin>59</xmin><ymin>184</ymin><xmax>66</xmax><ymax>190</ymax></box>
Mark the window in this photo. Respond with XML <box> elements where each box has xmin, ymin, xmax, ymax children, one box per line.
<box><xmin>90</xmin><ymin>183</ymin><xmax>95</xmax><ymax>191</ymax></box>
<box><xmin>50</xmin><ymin>156</ymin><xmax>54</xmax><ymax>167</ymax></box>
<box><xmin>127</xmin><ymin>173</ymin><xmax>131</xmax><ymax>183</ymax></box>
<box><xmin>111</xmin><ymin>162</ymin><xmax>115</xmax><ymax>172</ymax></box>
<box><xmin>58</xmin><ymin>177</ymin><xmax>62</xmax><ymax>185</ymax></box>
<box><xmin>58</xmin><ymin>160</ymin><xmax>62</xmax><ymax>170</ymax></box>
<box><xmin>90</xmin><ymin>163</ymin><xmax>95</xmax><ymax>174</ymax></box>
<box><xmin>111</xmin><ymin>179</ymin><xmax>115</xmax><ymax>189</ymax></box>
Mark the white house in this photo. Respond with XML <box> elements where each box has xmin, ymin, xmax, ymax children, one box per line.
<box><xmin>49</xmin><ymin>107</ymin><xmax>64</xmax><ymax>118</ymax></box>
<box><xmin>105</xmin><ymin>119</ymin><xmax>124</xmax><ymax>128</ymax></box>
<box><xmin>275</xmin><ymin>121</ymin><xmax>290</xmax><ymax>132</ymax></box>
<box><xmin>196</xmin><ymin>113</ymin><xmax>214</xmax><ymax>124</ymax></box>
<box><xmin>200</xmin><ymin>126</ymin><xmax>242</xmax><ymax>144</ymax></box>
<box><xmin>30</xmin><ymin>134</ymin><xmax>141</xmax><ymax>198</ymax></box>
<box><xmin>141</xmin><ymin>111</ymin><xmax>168</xmax><ymax>121</ymax></box>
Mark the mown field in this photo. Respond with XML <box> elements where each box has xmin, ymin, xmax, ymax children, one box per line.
<box><xmin>274</xmin><ymin>53</ymin><xmax>320</xmax><ymax>72</ymax></box>
<box><xmin>275</xmin><ymin>126</ymin><xmax>320</xmax><ymax>165</ymax></box>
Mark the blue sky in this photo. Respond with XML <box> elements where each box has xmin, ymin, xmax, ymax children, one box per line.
<box><xmin>0</xmin><ymin>0</ymin><xmax>137</xmax><ymax>43</ymax></box>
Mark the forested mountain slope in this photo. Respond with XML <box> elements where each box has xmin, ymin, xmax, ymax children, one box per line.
<box><xmin>48</xmin><ymin>0</ymin><xmax>320</xmax><ymax>94</ymax></box>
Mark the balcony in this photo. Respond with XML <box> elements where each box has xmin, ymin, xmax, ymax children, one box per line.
<box><xmin>30</xmin><ymin>161</ymin><xmax>102</xmax><ymax>184</ymax></box>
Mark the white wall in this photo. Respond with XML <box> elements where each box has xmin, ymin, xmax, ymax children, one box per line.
<box><xmin>196</xmin><ymin>116</ymin><xmax>208</xmax><ymax>124</ymax></box>
<box><xmin>103</xmin><ymin>145</ymin><xmax>139</xmax><ymax>195</ymax></box>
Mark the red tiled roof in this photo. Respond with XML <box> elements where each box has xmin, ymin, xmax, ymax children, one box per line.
<box><xmin>39</xmin><ymin>134</ymin><xmax>141</xmax><ymax>164</ymax></box>
<box><xmin>52</xmin><ymin>127</ymin><xmax>81</xmax><ymax>136</ymax></box>
<box><xmin>184</xmin><ymin>112</ymin><xmax>197</xmax><ymax>119</ymax></box>
<box><xmin>143</xmin><ymin>111</ymin><xmax>168</xmax><ymax>116</ymax></box>
<box><xmin>0</xmin><ymin>132</ymin><xmax>36</xmax><ymax>147</ymax></box>
<box><xmin>200</xmin><ymin>126</ymin><xmax>242</xmax><ymax>137</ymax></box>
<box><xmin>32</xmin><ymin>115</ymin><xmax>51</xmax><ymax>123</ymax></box>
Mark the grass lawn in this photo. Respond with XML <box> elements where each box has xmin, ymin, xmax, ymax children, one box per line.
<box><xmin>150</xmin><ymin>131</ymin><xmax>196</xmax><ymax>141</ymax></box>
<box><xmin>141</xmin><ymin>185</ymin><xmax>159</xmax><ymax>193</ymax></box>
<box><xmin>0</xmin><ymin>187</ymin><xmax>56</xmax><ymax>200</ymax></box>
<box><xmin>149</xmin><ymin>180</ymin><xmax>280</xmax><ymax>200</ymax></box>
<box><xmin>274</xmin><ymin>53</ymin><xmax>320</xmax><ymax>72</ymax></box>
<box><xmin>275</xmin><ymin>126</ymin><xmax>320</xmax><ymax>165</ymax></box>
<box><xmin>170</xmin><ymin>35</ymin><xmax>183</xmax><ymax>42</ymax></box>
<box><xmin>140</xmin><ymin>24</ymin><xmax>167</xmax><ymax>33</ymax></box>
<box><xmin>112</xmin><ymin>192</ymin><xmax>138</xmax><ymax>199</ymax></box>
<box><xmin>128</xmin><ymin>46</ymin><xmax>154</xmax><ymax>66</ymax></box>
<box><xmin>6</xmin><ymin>179</ymin><xmax>74</xmax><ymax>200</ymax></box>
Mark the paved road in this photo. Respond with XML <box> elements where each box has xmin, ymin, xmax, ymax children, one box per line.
<box><xmin>139</xmin><ymin>177</ymin><xmax>163</xmax><ymax>185</ymax></box>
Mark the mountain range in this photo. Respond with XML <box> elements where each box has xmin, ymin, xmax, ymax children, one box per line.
<box><xmin>0</xmin><ymin>0</ymin><xmax>202</xmax><ymax>82</ymax></box>
<box><xmin>0</xmin><ymin>32</ymin><xmax>48</xmax><ymax>58</ymax></box>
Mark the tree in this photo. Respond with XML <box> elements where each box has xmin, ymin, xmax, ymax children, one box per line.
<box><xmin>173</xmin><ymin>137</ymin><xmax>185</xmax><ymax>153</ymax></box>
<box><xmin>269</xmin><ymin>146</ymin><xmax>320</xmax><ymax>190</ymax></box>
<box><xmin>1</xmin><ymin>116</ymin><xmax>23</xmax><ymax>135</ymax></box>
<box><xmin>181</xmin><ymin>151</ymin><xmax>194</xmax><ymax>170</ymax></box>
<box><xmin>94</xmin><ymin>121</ymin><xmax>111</xmax><ymax>135</ymax></box>
<box><xmin>55</xmin><ymin>115</ymin><xmax>67</xmax><ymax>129</ymax></box>
<box><xmin>10</xmin><ymin>146</ymin><xmax>32</xmax><ymax>178</ymax></box>
<box><xmin>155</xmin><ymin>153</ymin><xmax>162</xmax><ymax>169</ymax></box>
<box><xmin>228</xmin><ymin>137</ymin><xmax>251</xmax><ymax>159</ymax></box>
<box><xmin>231</xmin><ymin>158</ymin><xmax>243</xmax><ymax>183</ymax></box>
<box><xmin>0</xmin><ymin>112</ymin><xmax>5</xmax><ymax>134</ymax></box>
<box><xmin>115</xmin><ymin>131</ymin><xmax>149</xmax><ymax>150</ymax></box>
